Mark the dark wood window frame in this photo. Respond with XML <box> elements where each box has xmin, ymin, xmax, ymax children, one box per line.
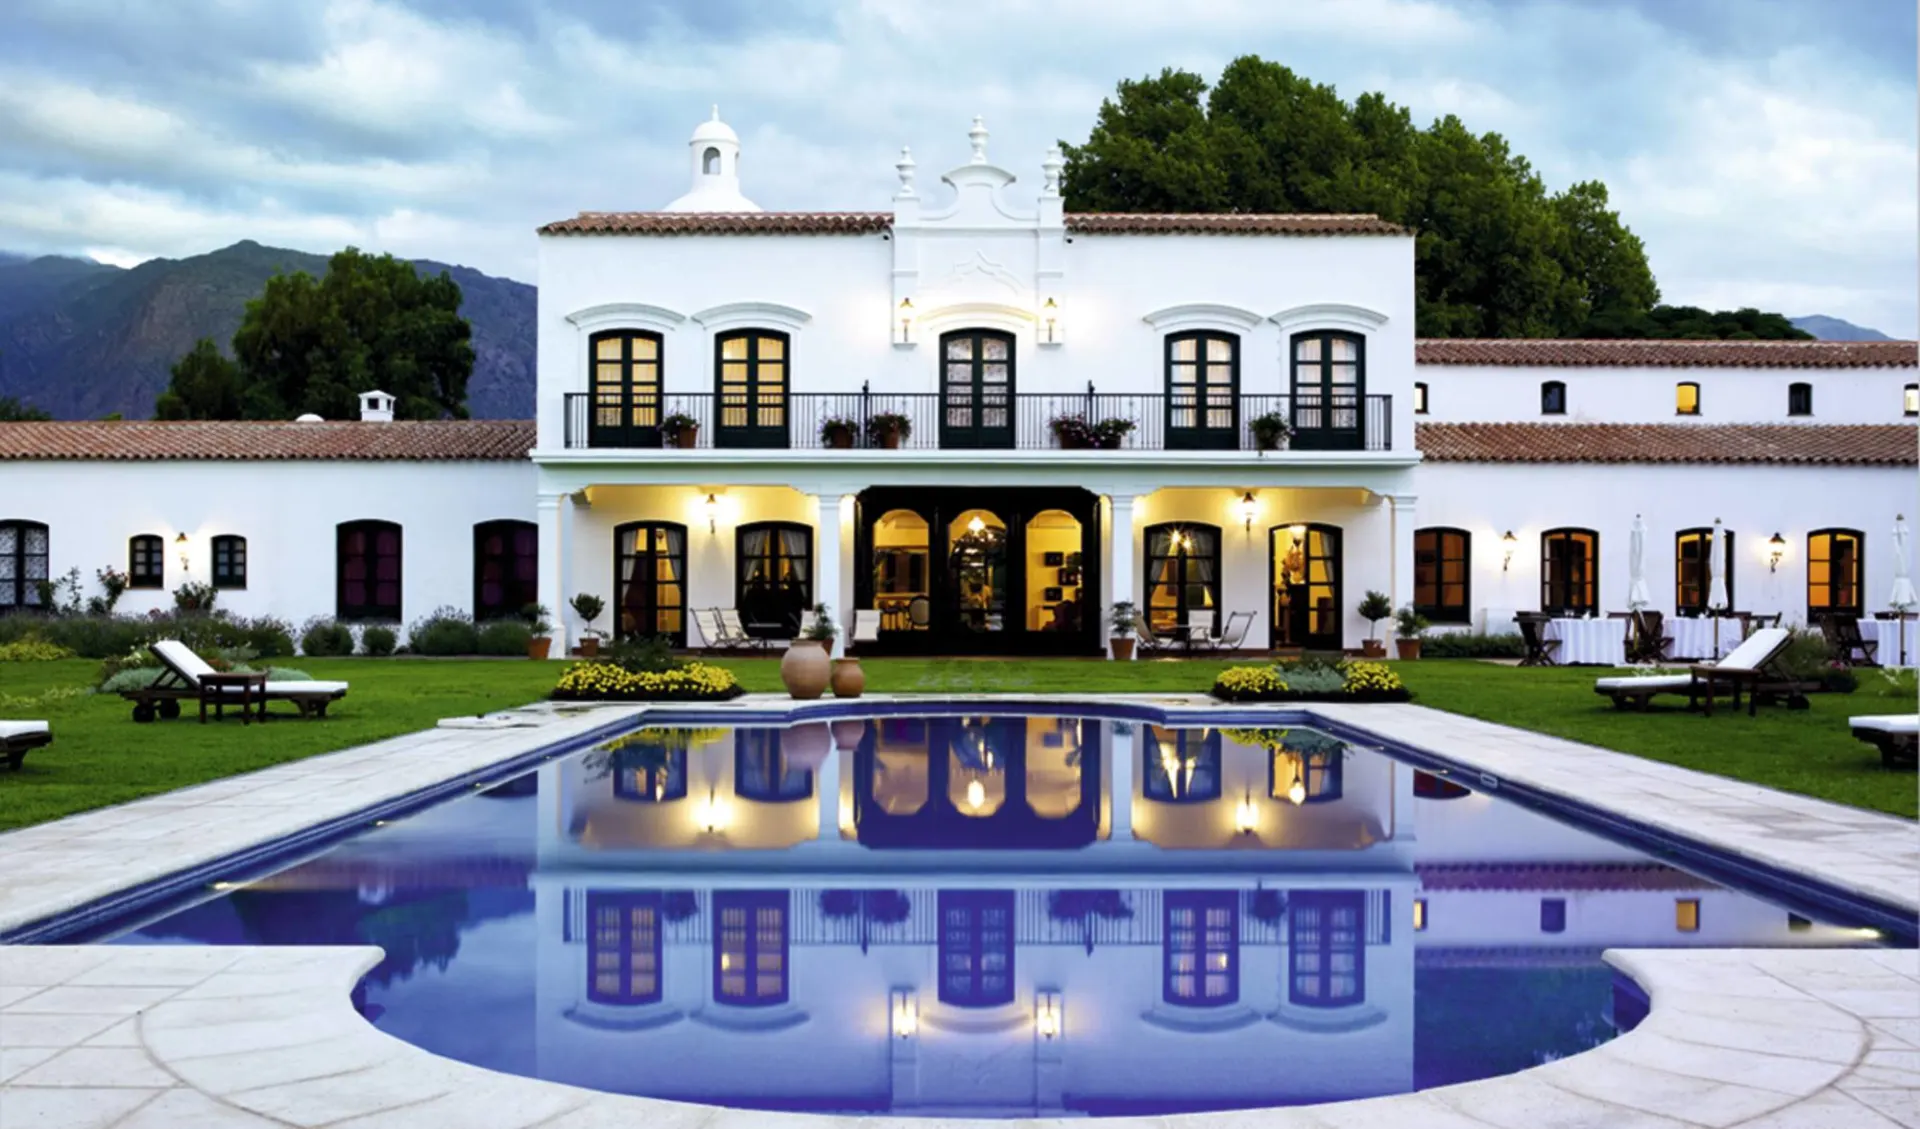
<box><xmin>1541</xmin><ymin>381</ymin><xmax>1567</xmax><ymax>415</ymax></box>
<box><xmin>613</xmin><ymin>521</ymin><xmax>688</xmax><ymax>645</ymax></box>
<box><xmin>0</xmin><ymin>520</ymin><xmax>50</xmax><ymax>611</ymax></box>
<box><xmin>1413</xmin><ymin>526</ymin><xmax>1471</xmax><ymax>625</ymax></box>
<box><xmin>336</xmin><ymin>520</ymin><xmax>403</xmax><ymax>622</ymax></box>
<box><xmin>1289</xmin><ymin>330</ymin><xmax>1367</xmax><ymax>450</ymax></box>
<box><xmin>1143</xmin><ymin>522</ymin><xmax>1221</xmax><ymax>636</ymax></box>
<box><xmin>1675</xmin><ymin>527</ymin><xmax>1735</xmax><ymax>617</ymax></box>
<box><xmin>473</xmin><ymin>519</ymin><xmax>538</xmax><ymax>622</ymax></box>
<box><xmin>939</xmin><ymin>329</ymin><xmax>1017</xmax><ymax>450</ymax></box>
<box><xmin>588</xmin><ymin>329</ymin><xmax>665</xmax><ymax>447</ymax></box>
<box><xmin>1807</xmin><ymin>527</ymin><xmax>1865</xmax><ymax>620</ymax></box>
<box><xmin>1413</xmin><ymin>381</ymin><xmax>1429</xmax><ymax>415</ymax></box>
<box><xmin>128</xmin><ymin>534</ymin><xmax>164</xmax><ymax>590</ymax></box>
<box><xmin>1541</xmin><ymin>527</ymin><xmax>1599</xmax><ymax>616</ymax></box>
<box><xmin>735</xmin><ymin>520</ymin><xmax>811</xmax><ymax>638</ymax></box>
<box><xmin>714</xmin><ymin>329</ymin><xmax>791</xmax><ymax>448</ymax></box>
<box><xmin>1164</xmin><ymin>330</ymin><xmax>1240</xmax><ymax>450</ymax></box>
<box><xmin>210</xmin><ymin>535</ymin><xmax>247</xmax><ymax>590</ymax></box>
<box><xmin>1787</xmin><ymin>382</ymin><xmax>1813</xmax><ymax>417</ymax></box>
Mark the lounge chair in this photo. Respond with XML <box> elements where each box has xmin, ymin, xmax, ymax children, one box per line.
<box><xmin>852</xmin><ymin>610</ymin><xmax>881</xmax><ymax>651</ymax></box>
<box><xmin>1133</xmin><ymin>612</ymin><xmax>1175</xmax><ymax>656</ymax></box>
<box><xmin>694</xmin><ymin>608</ymin><xmax>743</xmax><ymax>651</ymax></box>
<box><xmin>1820</xmin><ymin>613</ymin><xmax>1880</xmax><ymax>668</ymax></box>
<box><xmin>1849</xmin><ymin>714</ymin><xmax>1917</xmax><ymax>769</ymax></box>
<box><xmin>1</xmin><ymin>720</ymin><xmax>50</xmax><ymax>770</ymax></box>
<box><xmin>720</xmin><ymin>608</ymin><xmax>783</xmax><ymax>652</ymax></box>
<box><xmin>123</xmin><ymin>640</ymin><xmax>349</xmax><ymax>723</ymax></box>
<box><xmin>1593</xmin><ymin>627</ymin><xmax>1793</xmax><ymax>715</ymax></box>
<box><xmin>1195</xmin><ymin>610</ymin><xmax>1254</xmax><ymax>653</ymax></box>
<box><xmin>1516</xmin><ymin>613</ymin><xmax>1560</xmax><ymax>667</ymax></box>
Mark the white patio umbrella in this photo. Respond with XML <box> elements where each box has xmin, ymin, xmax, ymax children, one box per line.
<box><xmin>1627</xmin><ymin>514</ymin><xmax>1652</xmax><ymax>611</ymax></box>
<box><xmin>1890</xmin><ymin>514</ymin><xmax>1916</xmax><ymax>665</ymax></box>
<box><xmin>1706</xmin><ymin>518</ymin><xmax>1730</xmax><ymax>656</ymax></box>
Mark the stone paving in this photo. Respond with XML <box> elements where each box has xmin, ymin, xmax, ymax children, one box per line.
<box><xmin>0</xmin><ymin>694</ymin><xmax>1915</xmax><ymax>1127</ymax></box>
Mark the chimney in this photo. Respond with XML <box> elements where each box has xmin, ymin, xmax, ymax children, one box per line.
<box><xmin>358</xmin><ymin>390</ymin><xmax>395</xmax><ymax>422</ymax></box>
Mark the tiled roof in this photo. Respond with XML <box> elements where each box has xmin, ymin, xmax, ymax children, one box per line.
<box><xmin>1416</xmin><ymin>863</ymin><xmax>1718</xmax><ymax>892</ymax></box>
<box><xmin>1416</xmin><ymin>422</ymin><xmax>1917</xmax><ymax>466</ymax></box>
<box><xmin>0</xmin><ymin>420</ymin><xmax>537</xmax><ymax>461</ymax></box>
<box><xmin>1415</xmin><ymin>339</ymin><xmax>1917</xmax><ymax>368</ymax></box>
<box><xmin>537</xmin><ymin>211</ymin><xmax>1406</xmax><ymax>236</ymax></box>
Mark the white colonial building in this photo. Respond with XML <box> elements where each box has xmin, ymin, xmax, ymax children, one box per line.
<box><xmin>0</xmin><ymin>112</ymin><xmax>1913</xmax><ymax>656</ymax></box>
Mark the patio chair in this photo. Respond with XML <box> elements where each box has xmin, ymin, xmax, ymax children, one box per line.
<box><xmin>1133</xmin><ymin>612</ymin><xmax>1175</xmax><ymax>656</ymax></box>
<box><xmin>1849</xmin><ymin>714</ymin><xmax>1917</xmax><ymax>769</ymax></box>
<box><xmin>1593</xmin><ymin>627</ymin><xmax>1793</xmax><ymax>715</ymax></box>
<box><xmin>1745</xmin><ymin>613</ymin><xmax>1782</xmax><ymax>634</ymax></box>
<box><xmin>718</xmin><ymin>608</ymin><xmax>780</xmax><ymax>652</ymax></box>
<box><xmin>1</xmin><ymin>720</ymin><xmax>50</xmax><ymax>770</ymax></box>
<box><xmin>1820</xmin><ymin>613</ymin><xmax>1880</xmax><ymax>667</ymax></box>
<box><xmin>695</xmin><ymin>608</ymin><xmax>748</xmax><ymax>651</ymax></box>
<box><xmin>124</xmin><ymin>640</ymin><xmax>349</xmax><ymax>723</ymax></box>
<box><xmin>1626</xmin><ymin>609</ymin><xmax>1670</xmax><ymax>664</ymax></box>
<box><xmin>907</xmin><ymin>596</ymin><xmax>931</xmax><ymax>630</ymax></box>
<box><xmin>1515</xmin><ymin>613</ymin><xmax>1560</xmax><ymax>667</ymax></box>
<box><xmin>1195</xmin><ymin>610</ymin><xmax>1255</xmax><ymax>653</ymax></box>
<box><xmin>852</xmin><ymin>610</ymin><xmax>882</xmax><ymax>651</ymax></box>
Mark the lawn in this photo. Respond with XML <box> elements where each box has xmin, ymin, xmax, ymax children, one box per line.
<box><xmin>1</xmin><ymin>655</ymin><xmax>1912</xmax><ymax>831</ymax></box>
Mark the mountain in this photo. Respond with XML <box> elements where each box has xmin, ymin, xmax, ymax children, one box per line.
<box><xmin>1790</xmin><ymin>315</ymin><xmax>1892</xmax><ymax>342</ymax></box>
<box><xmin>0</xmin><ymin>242</ymin><xmax>535</xmax><ymax>420</ymax></box>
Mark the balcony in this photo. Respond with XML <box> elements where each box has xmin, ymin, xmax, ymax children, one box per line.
<box><xmin>561</xmin><ymin>387</ymin><xmax>1393</xmax><ymax>453</ymax></box>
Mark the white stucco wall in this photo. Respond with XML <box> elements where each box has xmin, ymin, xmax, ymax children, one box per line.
<box><xmin>1415</xmin><ymin>364</ymin><xmax>1915</xmax><ymax>424</ymax></box>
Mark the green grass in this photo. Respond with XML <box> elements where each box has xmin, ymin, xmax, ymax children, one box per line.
<box><xmin>1</xmin><ymin>656</ymin><xmax>1912</xmax><ymax>831</ymax></box>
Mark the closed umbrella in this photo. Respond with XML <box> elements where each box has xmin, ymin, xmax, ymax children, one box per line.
<box><xmin>1707</xmin><ymin>518</ymin><xmax>1730</xmax><ymax>656</ymax></box>
<box><xmin>1891</xmin><ymin>514</ymin><xmax>1916</xmax><ymax>665</ymax></box>
<box><xmin>1627</xmin><ymin>515</ymin><xmax>1651</xmax><ymax>610</ymax></box>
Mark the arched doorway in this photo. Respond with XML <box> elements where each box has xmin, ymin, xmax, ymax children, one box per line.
<box><xmin>1144</xmin><ymin>524</ymin><xmax>1220</xmax><ymax>637</ymax></box>
<box><xmin>613</xmin><ymin>522</ymin><xmax>687</xmax><ymax>644</ymax></box>
<box><xmin>1270</xmin><ymin>523</ymin><xmax>1342</xmax><ymax>651</ymax></box>
<box><xmin>948</xmin><ymin>509</ymin><xmax>1008</xmax><ymax>635</ymax></box>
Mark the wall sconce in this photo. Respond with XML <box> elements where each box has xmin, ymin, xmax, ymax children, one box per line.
<box><xmin>174</xmin><ymin>532</ymin><xmax>189</xmax><ymax>572</ymax></box>
<box><xmin>894</xmin><ymin>297</ymin><xmax>915</xmax><ymax>346</ymax></box>
<box><xmin>1034</xmin><ymin>990</ymin><xmax>1062</xmax><ymax>1040</ymax></box>
<box><xmin>1238</xmin><ymin>492</ymin><xmax>1257</xmax><ymax>533</ymax></box>
<box><xmin>695</xmin><ymin>789</ymin><xmax>726</xmax><ymax>833</ymax></box>
<box><xmin>1040</xmin><ymin>297</ymin><xmax>1063</xmax><ymax>345</ymax></box>
<box><xmin>890</xmin><ymin>989</ymin><xmax>918</xmax><ymax>1039</ymax></box>
<box><xmin>703</xmin><ymin>493</ymin><xmax>719</xmax><ymax>534</ymax></box>
<box><xmin>1233</xmin><ymin>789</ymin><xmax>1258</xmax><ymax>834</ymax></box>
<box><xmin>1769</xmin><ymin>532</ymin><xmax>1785</xmax><ymax>573</ymax></box>
<box><xmin>1501</xmin><ymin>530</ymin><xmax>1517</xmax><ymax>572</ymax></box>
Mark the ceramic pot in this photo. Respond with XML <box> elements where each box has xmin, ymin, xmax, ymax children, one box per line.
<box><xmin>831</xmin><ymin>657</ymin><xmax>866</xmax><ymax>698</ymax></box>
<box><xmin>579</xmin><ymin>637</ymin><xmax>600</xmax><ymax>659</ymax></box>
<box><xmin>825</xmin><ymin>431</ymin><xmax>855</xmax><ymax>449</ymax></box>
<box><xmin>669</xmin><ymin>427</ymin><xmax>698</xmax><ymax>449</ymax></box>
<box><xmin>831</xmin><ymin>718</ymin><xmax>869</xmax><ymax>751</ymax></box>
<box><xmin>781</xmin><ymin>640</ymin><xmax>831</xmax><ymax>699</ymax></box>
<box><xmin>783</xmin><ymin>722</ymin><xmax>832</xmax><ymax>771</ymax></box>
<box><xmin>876</xmin><ymin>424</ymin><xmax>904</xmax><ymax>450</ymax></box>
<box><xmin>527</xmin><ymin>637</ymin><xmax>553</xmax><ymax>660</ymax></box>
<box><xmin>1110</xmin><ymin>637</ymin><xmax>1136</xmax><ymax>662</ymax></box>
<box><xmin>1361</xmin><ymin>639</ymin><xmax>1387</xmax><ymax>659</ymax></box>
<box><xmin>1395</xmin><ymin>638</ymin><xmax>1422</xmax><ymax>661</ymax></box>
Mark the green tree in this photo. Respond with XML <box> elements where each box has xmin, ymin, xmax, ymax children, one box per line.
<box><xmin>157</xmin><ymin>248</ymin><xmax>473</xmax><ymax>420</ymax></box>
<box><xmin>0</xmin><ymin>394</ymin><xmax>51</xmax><ymax>421</ymax></box>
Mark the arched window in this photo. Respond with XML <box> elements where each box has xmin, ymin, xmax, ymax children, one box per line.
<box><xmin>938</xmin><ymin>890</ymin><xmax>1015</xmax><ymax>1007</ymax></box>
<box><xmin>1541</xmin><ymin>528</ymin><xmax>1598</xmax><ymax>616</ymax></box>
<box><xmin>337</xmin><ymin>520</ymin><xmax>402</xmax><ymax>621</ymax></box>
<box><xmin>1413</xmin><ymin>381</ymin><xmax>1429</xmax><ymax>415</ymax></box>
<box><xmin>940</xmin><ymin>330</ymin><xmax>1015</xmax><ymax>449</ymax></box>
<box><xmin>734</xmin><ymin>729</ymin><xmax>811</xmax><ymax>801</ymax></box>
<box><xmin>1289</xmin><ymin>891</ymin><xmax>1364</xmax><ymax>1007</ymax></box>
<box><xmin>473</xmin><ymin>520</ymin><xmax>537</xmax><ymax>621</ymax></box>
<box><xmin>1675</xmin><ymin>527</ymin><xmax>1734</xmax><ymax>617</ymax></box>
<box><xmin>1144</xmin><ymin>523</ymin><xmax>1220</xmax><ymax>636</ymax></box>
<box><xmin>1290</xmin><ymin>331</ymin><xmax>1365</xmax><ymax>449</ymax></box>
<box><xmin>1808</xmin><ymin>528</ymin><xmax>1864</xmax><ymax>620</ymax></box>
<box><xmin>1905</xmin><ymin>384</ymin><xmax>1917</xmax><ymax>417</ymax></box>
<box><xmin>1414</xmin><ymin>527</ymin><xmax>1470</xmax><ymax>624</ymax></box>
<box><xmin>715</xmin><ymin>330</ymin><xmax>789</xmax><ymax>448</ymax></box>
<box><xmin>702</xmin><ymin>146</ymin><xmax>721</xmax><ymax>174</ymax></box>
<box><xmin>1165</xmin><ymin>891</ymin><xmax>1239</xmax><ymax>1007</ymax></box>
<box><xmin>1165</xmin><ymin>331</ymin><xmax>1239</xmax><ymax>449</ymax></box>
<box><xmin>1143</xmin><ymin>726</ymin><xmax>1221</xmax><ymax>803</ymax></box>
<box><xmin>1270</xmin><ymin>522</ymin><xmax>1344</xmax><ymax>650</ymax></box>
<box><xmin>586</xmin><ymin>892</ymin><xmax>663</xmax><ymax>1005</ymax></box>
<box><xmin>128</xmin><ymin>534</ymin><xmax>163</xmax><ymax>589</ymax></box>
<box><xmin>211</xmin><ymin>535</ymin><xmax>247</xmax><ymax>590</ymax></box>
<box><xmin>1787</xmin><ymin>382</ymin><xmax>1813</xmax><ymax>417</ymax></box>
<box><xmin>1541</xmin><ymin>381</ymin><xmax>1567</xmax><ymax>415</ymax></box>
<box><xmin>737</xmin><ymin>521</ymin><xmax>810</xmax><ymax>637</ymax></box>
<box><xmin>1676</xmin><ymin>382</ymin><xmax>1701</xmax><ymax>416</ymax></box>
<box><xmin>587</xmin><ymin>330</ymin><xmax>663</xmax><ymax>448</ymax></box>
<box><xmin>614</xmin><ymin>522</ymin><xmax>687</xmax><ymax>644</ymax></box>
<box><xmin>0</xmin><ymin>521</ymin><xmax>49</xmax><ymax>610</ymax></box>
<box><xmin>713</xmin><ymin>891</ymin><xmax>789</xmax><ymax>1006</ymax></box>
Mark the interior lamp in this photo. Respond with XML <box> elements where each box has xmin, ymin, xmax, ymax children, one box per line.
<box><xmin>967</xmin><ymin>514</ymin><xmax>986</xmax><ymax>536</ymax></box>
<box><xmin>1035</xmin><ymin>991</ymin><xmax>1062</xmax><ymax>1040</ymax></box>
<box><xmin>1501</xmin><ymin>530</ymin><xmax>1518</xmax><ymax>571</ymax></box>
<box><xmin>1238</xmin><ymin>492</ymin><xmax>1257</xmax><ymax>533</ymax></box>
<box><xmin>1768</xmin><ymin>532</ymin><xmax>1786</xmax><ymax>573</ymax></box>
<box><xmin>174</xmin><ymin>532</ymin><xmax>189</xmax><ymax>571</ymax></box>
<box><xmin>704</xmin><ymin>493</ymin><xmax>719</xmax><ymax>534</ymax></box>
<box><xmin>890</xmin><ymin>989</ymin><xmax>918</xmax><ymax>1039</ymax></box>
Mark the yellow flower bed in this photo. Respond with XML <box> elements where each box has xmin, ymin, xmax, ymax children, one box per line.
<box><xmin>1213</xmin><ymin>666</ymin><xmax>1288</xmax><ymax>697</ymax></box>
<box><xmin>1341</xmin><ymin>661</ymin><xmax>1404</xmax><ymax>694</ymax></box>
<box><xmin>1210</xmin><ymin>660</ymin><xmax>1410</xmax><ymax>701</ymax></box>
<box><xmin>552</xmin><ymin>660</ymin><xmax>743</xmax><ymax>701</ymax></box>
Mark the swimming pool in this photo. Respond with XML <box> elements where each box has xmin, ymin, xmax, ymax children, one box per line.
<box><xmin>97</xmin><ymin>708</ymin><xmax>1891</xmax><ymax>1118</ymax></box>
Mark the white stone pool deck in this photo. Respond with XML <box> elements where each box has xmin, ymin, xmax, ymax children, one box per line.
<box><xmin>1</xmin><ymin>696</ymin><xmax>1916</xmax><ymax>1128</ymax></box>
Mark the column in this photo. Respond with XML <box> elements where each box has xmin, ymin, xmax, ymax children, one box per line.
<box><xmin>537</xmin><ymin>492</ymin><xmax>569</xmax><ymax>655</ymax></box>
<box><xmin>1107</xmin><ymin>493</ymin><xmax>1137</xmax><ymax>659</ymax></box>
<box><xmin>1388</xmin><ymin>494</ymin><xmax>1416</xmax><ymax>620</ymax></box>
<box><xmin>816</xmin><ymin>745</ymin><xmax>841</xmax><ymax>840</ymax></box>
<box><xmin>815</xmin><ymin>492</ymin><xmax>847</xmax><ymax>657</ymax></box>
<box><xmin>1107</xmin><ymin>724</ymin><xmax>1134</xmax><ymax>840</ymax></box>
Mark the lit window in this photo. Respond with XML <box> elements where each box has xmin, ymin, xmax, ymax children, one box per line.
<box><xmin>1413</xmin><ymin>898</ymin><xmax>1428</xmax><ymax>932</ymax></box>
<box><xmin>1165</xmin><ymin>890</ymin><xmax>1239</xmax><ymax>1006</ymax></box>
<box><xmin>1906</xmin><ymin>384</ymin><xmax>1918</xmax><ymax>417</ymax></box>
<box><xmin>1675</xmin><ymin>898</ymin><xmax>1700</xmax><ymax>933</ymax></box>
<box><xmin>1540</xmin><ymin>898</ymin><xmax>1567</xmax><ymax>934</ymax></box>
<box><xmin>713</xmin><ymin>891</ymin><xmax>788</xmax><ymax>1006</ymax></box>
<box><xmin>1413</xmin><ymin>381</ymin><xmax>1429</xmax><ymax>415</ymax></box>
<box><xmin>1676</xmin><ymin>382</ymin><xmax>1700</xmax><ymax>416</ymax></box>
<box><xmin>1414</xmin><ymin>527</ymin><xmax>1471</xmax><ymax>624</ymax></box>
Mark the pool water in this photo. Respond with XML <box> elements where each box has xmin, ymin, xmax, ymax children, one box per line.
<box><xmin>110</xmin><ymin>713</ymin><xmax>1881</xmax><ymax>1117</ymax></box>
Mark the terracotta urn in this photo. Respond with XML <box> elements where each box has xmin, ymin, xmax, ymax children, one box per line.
<box><xmin>1361</xmin><ymin>639</ymin><xmax>1387</xmax><ymax>659</ymax></box>
<box><xmin>527</xmin><ymin>637</ymin><xmax>552</xmax><ymax>660</ymax></box>
<box><xmin>831</xmin><ymin>718</ymin><xmax>869</xmax><ymax>751</ymax></box>
<box><xmin>1395</xmin><ymin>638</ymin><xmax>1422</xmax><ymax>661</ymax></box>
<box><xmin>783</xmin><ymin>722</ymin><xmax>832</xmax><ymax>771</ymax></box>
<box><xmin>831</xmin><ymin>657</ymin><xmax>866</xmax><ymax>699</ymax></box>
<box><xmin>1110</xmin><ymin>637</ymin><xmax>1136</xmax><ymax>662</ymax></box>
<box><xmin>780</xmin><ymin>639</ymin><xmax>831</xmax><ymax>700</ymax></box>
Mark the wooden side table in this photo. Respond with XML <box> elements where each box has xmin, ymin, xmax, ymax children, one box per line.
<box><xmin>200</xmin><ymin>671</ymin><xmax>268</xmax><ymax>725</ymax></box>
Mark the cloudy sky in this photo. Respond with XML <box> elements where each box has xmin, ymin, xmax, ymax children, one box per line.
<box><xmin>1</xmin><ymin>0</ymin><xmax>1913</xmax><ymax>335</ymax></box>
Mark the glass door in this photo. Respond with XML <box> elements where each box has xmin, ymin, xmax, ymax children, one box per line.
<box><xmin>1290</xmin><ymin>332</ymin><xmax>1364</xmax><ymax>450</ymax></box>
<box><xmin>1270</xmin><ymin>524</ymin><xmax>1342</xmax><ymax>650</ymax></box>
<box><xmin>1166</xmin><ymin>332</ymin><xmax>1239</xmax><ymax>450</ymax></box>
<box><xmin>715</xmin><ymin>331</ymin><xmax>789</xmax><ymax>448</ymax></box>
<box><xmin>614</xmin><ymin>522</ymin><xmax>687</xmax><ymax>644</ymax></box>
<box><xmin>940</xmin><ymin>330</ymin><xmax>1014</xmax><ymax>449</ymax></box>
<box><xmin>589</xmin><ymin>331</ymin><xmax>662</xmax><ymax>447</ymax></box>
<box><xmin>1144</xmin><ymin>524</ymin><xmax>1220</xmax><ymax>638</ymax></box>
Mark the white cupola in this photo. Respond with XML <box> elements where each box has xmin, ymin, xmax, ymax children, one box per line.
<box><xmin>358</xmin><ymin>390</ymin><xmax>395</xmax><ymax>422</ymax></box>
<box><xmin>662</xmin><ymin>106</ymin><xmax>761</xmax><ymax>213</ymax></box>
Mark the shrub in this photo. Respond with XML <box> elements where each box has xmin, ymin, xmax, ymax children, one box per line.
<box><xmin>88</xmin><ymin>567</ymin><xmax>129</xmax><ymax>616</ymax></box>
<box><xmin>300</xmin><ymin>618</ymin><xmax>357</xmax><ymax>657</ymax></box>
<box><xmin>1357</xmin><ymin>590</ymin><xmax>1393</xmax><ymax>638</ymax></box>
<box><xmin>570</xmin><ymin>593</ymin><xmax>607</xmax><ymax>639</ymax></box>
<box><xmin>1773</xmin><ymin>628</ymin><xmax>1835</xmax><ymax>684</ymax></box>
<box><xmin>1276</xmin><ymin>664</ymin><xmax>1346</xmax><ymax>694</ymax></box>
<box><xmin>1210</xmin><ymin>660</ymin><xmax>1411</xmax><ymax>702</ymax></box>
<box><xmin>550</xmin><ymin>660</ymin><xmax>742</xmax><ymax>701</ymax></box>
<box><xmin>100</xmin><ymin>667</ymin><xmax>162</xmax><ymax>694</ymax></box>
<box><xmin>1421</xmin><ymin>632</ymin><xmax>1525</xmax><ymax>659</ymax></box>
<box><xmin>602</xmin><ymin>636</ymin><xmax>678</xmax><ymax>675</ymax></box>
<box><xmin>361</xmin><ymin>625</ymin><xmax>397</xmax><ymax>657</ymax></box>
<box><xmin>1395</xmin><ymin>606</ymin><xmax>1429</xmax><ymax>639</ymax></box>
<box><xmin>408</xmin><ymin>607</ymin><xmax>479</xmax><ymax>656</ymax></box>
<box><xmin>242</xmin><ymin>616</ymin><xmax>296</xmax><ymax>658</ymax></box>
<box><xmin>0</xmin><ymin>614</ymin><xmax>151</xmax><ymax>660</ymax></box>
<box><xmin>477</xmin><ymin>619</ymin><xmax>533</xmax><ymax>655</ymax></box>
<box><xmin>0</xmin><ymin>637</ymin><xmax>75</xmax><ymax>661</ymax></box>
<box><xmin>1823</xmin><ymin>663</ymin><xmax>1859</xmax><ymax>694</ymax></box>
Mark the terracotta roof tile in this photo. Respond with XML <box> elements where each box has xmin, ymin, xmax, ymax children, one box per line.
<box><xmin>0</xmin><ymin>420</ymin><xmax>536</xmax><ymax>461</ymax></box>
<box><xmin>1416</xmin><ymin>863</ymin><xmax>1718</xmax><ymax>892</ymax></box>
<box><xmin>537</xmin><ymin>211</ymin><xmax>1405</xmax><ymax>236</ymax></box>
<box><xmin>1417</xmin><ymin>422</ymin><xmax>1916</xmax><ymax>466</ymax></box>
<box><xmin>1415</xmin><ymin>339</ymin><xmax>1917</xmax><ymax>368</ymax></box>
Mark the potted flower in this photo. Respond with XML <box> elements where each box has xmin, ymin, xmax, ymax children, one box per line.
<box><xmin>865</xmin><ymin>412</ymin><xmax>912</xmax><ymax>450</ymax></box>
<box><xmin>1092</xmin><ymin>417</ymin><xmax>1137</xmax><ymax>450</ymax></box>
<box><xmin>1357</xmin><ymin>590</ymin><xmax>1392</xmax><ymax>658</ymax></box>
<box><xmin>660</xmin><ymin>412</ymin><xmax>700</xmax><ymax>449</ymax></box>
<box><xmin>1109</xmin><ymin>600</ymin><xmax>1139</xmax><ymax>661</ymax></box>
<box><xmin>1250</xmin><ymin>411</ymin><xmax>1294</xmax><ymax>452</ymax></box>
<box><xmin>522</xmin><ymin>602</ymin><xmax>554</xmax><ymax>660</ymax></box>
<box><xmin>1049</xmin><ymin>413</ymin><xmax>1096</xmax><ymax>450</ymax></box>
<box><xmin>570</xmin><ymin>593</ymin><xmax>606</xmax><ymax>658</ymax></box>
<box><xmin>1394</xmin><ymin>605</ymin><xmax>1429</xmax><ymax>660</ymax></box>
<box><xmin>781</xmin><ymin>602</ymin><xmax>836</xmax><ymax>699</ymax></box>
<box><xmin>819</xmin><ymin>416</ymin><xmax>859</xmax><ymax>449</ymax></box>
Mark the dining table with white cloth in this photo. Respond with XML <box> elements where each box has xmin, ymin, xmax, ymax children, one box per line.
<box><xmin>1664</xmin><ymin>617</ymin><xmax>1741</xmax><ymax>662</ymax></box>
<box><xmin>1858</xmin><ymin>619</ymin><xmax>1915</xmax><ymax>666</ymax></box>
<box><xmin>1543</xmin><ymin>617</ymin><xmax>1628</xmax><ymax>666</ymax></box>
